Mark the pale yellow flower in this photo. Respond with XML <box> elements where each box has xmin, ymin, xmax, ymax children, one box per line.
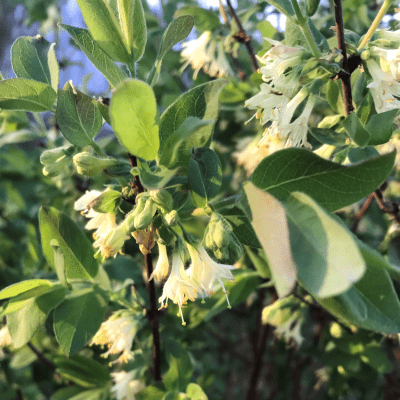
<box><xmin>91</xmin><ymin>311</ymin><xmax>140</xmax><ymax>364</ymax></box>
<box><xmin>111</xmin><ymin>370</ymin><xmax>145</xmax><ymax>400</ymax></box>
<box><xmin>150</xmin><ymin>242</ymin><xmax>170</xmax><ymax>281</ymax></box>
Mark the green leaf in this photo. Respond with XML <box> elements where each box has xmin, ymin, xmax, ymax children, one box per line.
<box><xmin>110</xmin><ymin>79</ymin><xmax>159</xmax><ymax>161</ymax></box>
<box><xmin>365</xmin><ymin>109</ymin><xmax>398</xmax><ymax>145</ymax></box>
<box><xmin>159</xmin><ymin>80</ymin><xmax>226</xmax><ymax>168</ymax></box>
<box><xmin>342</xmin><ymin>112</ymin><xmax>370</xmax><ymax>147</ymax></box>
<box><xmin>7</xmin><ymin>285</ymin><xmax>67</xmax><ymax>348</ymax></box>
<box><xmin>119</xmin><ymin>0</ymin><xmax>147</xmax><ymax>63</ymax></box>
<box><xmin>0</xmin><ymin>78</ymin><xmax>56</xmax><ymax>112</ymax></box>
<box><xmin>53</xmin><ymin>287</ymin><xmax>108</xmax><ymax>356</ymax></box>
<box><xmin>251</xmin><ymin>148</ymin><xmax>396</xmax><ymax>212</ymax></box>
<box><xmin>50</xmin><ymin>239</ymin><xmax>69</xmax><ymax>287</ymax></box>
<box><xmin>175</xmin><ymin>6</ymin><xmax>220</xmax><ymax>32</ymax></box>
<box><xmin>59</xmin><ymin>24</ymin><xmax>128</xmax><ymax>88</ymax></box>
<box><xmin>0</xmin><ymin>279</ymin><xmax>52</xmax><ymax>300</ymax></box>
<box><xmin>149</xmin><ymin>15</ymin><xmax>194</xmax><ymax>86</ymax></box>
<box><xmin>186</xmin><ymin>383</ymin><xmax>208</xmax><ymax>400</ymax></box>
<box><xmin>163</xmin><ymin>351</ymin><xmax>193</xmax><ymax>392</ymax></box>
<box><xmin>326</xmin><ymin>79</ymin><xmax>345</xmax><ymax>116</ymax></box>
<box><xmin>76</xmin><ymin>0</ymin><xmax>130</xmax><ymax>63</ymax></box>
<box><xmin>158</xmin><ymin>117</ymin><xmax>213</xmax><ymax>169</ymax></box>
<box><xmin>90</xmin><ymin>190</ymin><xmax>122</xmax><ymax>213</ymax></box>
<box><xmin>360</xmin><ymin>346</ymin><xmax>393</xmax><ymax>373</ymax></box>
<box><xmin>54</xmin><ymin>354</ymin><xmax>110</xmax><ymax>388</ymax></box>
<box><xmin>264</xmin><ymin>0</ymin><xmax>294</xmax><ymax>17</ymax></box>
<box><xmin>218</xmin><ymin>203</ymin><xmax>261</xmax><ymax>248</ymax></box>
<box><xmin>56</xmin><ymin>81</ymin><xmax>103</xmax><ymax>147</ymax></box>
<box><xmin>243</xmin><ymin>183</ymin><xmax>297</xmax><ymax>297</ymax></box>
<box><xmin>188</xmin><ymin>148</ymin><xmax>222</xmax><ymax>208</ymax></box>
<box><xmin>285</xmin><ymin>192</ymin><xmax>365</xmax><ymax>298</ymax></box>
<box><xmin>309</xmin><ymin>127</ymin><xmax>348</xmax><ymax>146</ymax></box>
<box><xmin>307</xmin><ymin>18</ymin><xmax>329</xmax><ymax>53</ymax></box>
<box><xmin>137</xmin><ymin>159</ymin><xmax>178</xmax><ymax>190</ymax></box>
<box><xmin>11</xmin><ymin>36</ymin><xmax>59</xmax><ymax>91</ymax></box>
<box><xmin>317</xmin><ymin>251</ymin><xmax>400</xmax><ymax>334</ymax></box>
<box><xmin>39</xmin><ymin>206</ymin><xmax>99</xmax><ymax>280</ymax></box>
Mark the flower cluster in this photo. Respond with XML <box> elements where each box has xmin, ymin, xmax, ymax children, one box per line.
<box><xmin>111</xmin><ymin>370</ymin><xmax>145</xmax><ymax>400</ymax></box>
<box><xmin>91</xmin><ymin>310</ymin><xmax>141</xmax><ymax>364</ymax></box>
<box><xmin>180</xmin><ymin>31</ymin><xmax>232</xmax><ymax>79</ymax></box>
<box><xmin>363</xmin><ymin>29</ymin><xmax>400</xmax><ymax>113</ymax></box>
<box><xmin>245</xmin><ymin>39</ymin><xmax>315</xmax><ymax>150</ymax></box>
<box><xmin>158</xmin><ymin>243</ymin><xmax>235</xmax><ymax>325</ymax></box>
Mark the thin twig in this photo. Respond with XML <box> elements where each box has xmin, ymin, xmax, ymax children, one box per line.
<box><xmin>128</xmin><ymin>153</ymin><xmax>161</xmax><ymax>381</ymax></box>
<box><xmin>27</xmin><ymin>342</ymin><xmax>56</xmax><ymax>372</ymax></box>
<box><xmin>245</xmin><ymin>289</ymin><xmax>276</xmax><ymax>400</ymax></box>
<box><xmin>374</xmin><ymin>185</ymin><xmax>400</xmax><ymax>225</ymax></box>
<box><xmin>351</xmin><ymin>193</ymin><xmax>375</xmax><ymax>232</ymax></box>
<box><xmin>333</xmin><ymin>0</ymin><xmax>353</xmax><ymax>114</ymax></box>
<box><xmin>225</xmin><ymin>0</ymin><xmax>259</xmax><ymax>72</ymax></box>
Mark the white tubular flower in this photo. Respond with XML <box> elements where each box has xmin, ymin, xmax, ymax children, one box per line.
<box><xmin>111</xmin><ymin>370</ymin><xmax>145</xmax><ymax>400</ymax></box>
<box><xmin>365</xmin><ymin>59</ymin><xmax>400</xmax><ymax>113</ymax></box>
<box><xmin>158</xmin><ymin>251</ymin><xmax>198</xmax><ymax>325</ymax></box>
<box><xmin>245</xmin><ymin>83</ymin><xmax>290</xmax><ymax>126</ymax></box>
<box><xmin>74</xmin><ymin>190</ymin><xmax>117</xmax><ymax>239</ymax></box>
<box><xmin>258</xmin><ymin>89</ymin><xmax>315</xmax><ymax>149</ymax></box>
<box><xmin>150</xmin><ymin>242</ymin><xmax>170</xmax><ymax>282</ymax></box>
<box><xmin>95</xmin><ymin>221</ymin><xmax>130</xmax><ymax>260</ymax></box>
<box><xmin>233</xmin><ymin>135</ymin><xmax>285</xmax><ymax>177</ymax></box>
<box><xmin>180</xmin><ymin>31</ymin><xmax>230</xmax><ymax>79</ymax></box>
<box><xmin>180</xmin><ymin>31</ymin><xmax>213</xmax><ymax>79</ymax></box>
<box><xmin>0</xmin><ymin>326</ymin><xmax>12</xmax><ymax>347</ymax></box>
<box><xmin>258</xmin><ymin>39</ymin><xmax>305</xmax><ymax>95</ymax></box>
<box><xmin>91</xmin><ymin>311</ymin><xmax>140</xmax><ymax>364</ymax></box>
<box><xmin>186</xmin><ymin>244</ymin><xmax>235</xmax><ymax>307</ymax></box>
<box><xmin>370</xmin><ymin>46</ymin><xmax>400</xmax><ymax>81</ymax></box>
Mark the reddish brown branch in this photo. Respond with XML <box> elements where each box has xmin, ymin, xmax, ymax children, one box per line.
<box><xmin>333</xmin><ymin>0</ymin><xmax>353</xmax><ymax>114</ymax></box>
<box><xmin>351</xmin><ymin>193</ymin><xmax>375</xmax><ymax>232</ymax></box>
<box><xmin>128</xmin><ymin>153</ymin><xmax>161</xmax><ymax>381</ymax></box>
<box><xmin>225</xmin><ymin>0</ymin><xmax>259</xmax><ymax>72</ymax></box>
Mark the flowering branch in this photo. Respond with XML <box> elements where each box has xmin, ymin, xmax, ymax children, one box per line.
<box><xmin>333</xmin><ymin>0</ymin><xmax>354</xmax><ymax>114</ymax></box>
<box><xmin>225</xmin><ymin>0</ymin><xmax>259</xmax><ymax>72</ymax></box>
<box><xmin>128</xmin><ymin>154</ymin><xmax>161</xmax><ymax>382</ymax></box>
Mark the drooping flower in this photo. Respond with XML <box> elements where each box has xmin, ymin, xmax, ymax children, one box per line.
<box><xmin>91</xmin><ymin>311</ymin><xmax>141</xmax><ymax>364</ymax></box>
<box><xmin>75</xmin><ymin>190</ymin><xmax>117</xmax><ymax>240</ymax></box>
<box><xmin>233</xmin><ymin>134</ymin><xmax>286</xmax><ymax>177</ymax></box>
<box><xmin>180</xmin><ymin>31</ymin><xmax>231</xmax><ymax>79</ymax></box>
<box><xmin>158</xmin><ymin>250</ymin><xmax>199</xmax><ymax>325</ymax></box>
<box><xmin>111</xmin><ymin>370</ymin><xmax>145</xmax><ymax>400</ymax></box>
<box><xmin>186</xmin><ymin>244</ymin><xmax>235</xmax><ymax>307</ymax></box>
<box><xmin>150</xmin><ymin>242</ymin><xmax>170</xmax><ymax>281</ymax></box>
<box><xmin>257</xmin><ymin>38</ymin><xmax>305</xmax><ymax>96</ymax></box>
<box><xmin>0</xmin><ymin>325</ymin><xmax>12</xmax><ymax>360</ymax></box>
<box><xmin>257</xmin><ymin>89</ymin><xmax>316</xmax><ymax>149</ymax></box>
<box><xmin>370</xmin><ymin>46</ymin><xmax>400</xmax><ymax>81</ymax></box>
<box><xmin>365</xmin><ymin>59</ymin><xmax>400</xmax><ymax>113</ymax></box>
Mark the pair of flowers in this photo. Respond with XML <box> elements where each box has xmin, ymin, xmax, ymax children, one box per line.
<box><xmin>245</xmin><ymin>39</ymin><xmax>316</xmax><ymax>149</ymax></box>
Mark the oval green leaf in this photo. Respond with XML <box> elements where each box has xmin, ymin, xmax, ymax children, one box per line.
<box><xmin>0</xmin><ymin>78</ymin><xmax>56</xmax><ymax>112</ymax></box>
<box><xmin>251</xmin><ymin>149</ymin><xmax>396</xmax><ymax>212</ymax></box>
<box><xmin>110</xmin><ymin>79</ymin><xmax>159</xmax><ymax>160</ymax></box>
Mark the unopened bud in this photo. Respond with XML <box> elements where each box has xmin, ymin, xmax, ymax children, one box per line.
<box><xmin>40</xmin><ymin>146</ymin><xmax>69</xmax><ymax>165</ymax></box>
<box><xmin>134</xmin><ymin>199</ymin><xmax>157</xmax><ymax>230</ymax></box>
<box><xmin>42</xmin><ymin>156</ymin><xmax>70</xmax><ymax>177</ymax></box>
<box><xmin>360</xmin><ymin>50</ymin><xmax>371</xmax><ymax>61</ymax></box>
<box><xmin>150</xmin><ymin>189</ymin><xmax>173</xmax><ymax>212</ymax></box>
<box><xmin>164</xmin><ymin>210</ymin><xmax>178</xmax><ymax>226</ymax></box>
<box><xmin>73</xmin><ymin>152</ymin><xmax>119</xmax><ymax>177</ymax></box>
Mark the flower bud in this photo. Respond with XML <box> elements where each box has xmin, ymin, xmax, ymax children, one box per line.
<box><xmin>360</xmin><ymin>50</ymin><xmax>371</xmax><ymax>61</ymax></box>
<box><xmin>134</xmin><ymin>199</ymin><xmax>157</xmax><ymax>230</ymax></box>
<box><xmin>73</xmin><ymin>152</ymin><xmax>119</xmax><ymax>177</ymax></box>
<box><xmin>164</xmin><ymin>210</ymin><xmax>178</xmax><ymax>226</ymax></box>
<box><xmin>42</xmin><ymin>156</ymin><xmax>70</xmax><ymax>177</ymax></box>
<box><xmin>150</xmin><ymin>242</ymin><xmax>170</xmax><ymax>281</ymax></box>
<box><xmin>150</xmin><ymin>189</ymin><xmax>173</xmax><ymax>212</ymax></box>
<box><xmin>40</xmin><ymin>146</ymin><xmax>68</xmax><ymax>165</ymax></box>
